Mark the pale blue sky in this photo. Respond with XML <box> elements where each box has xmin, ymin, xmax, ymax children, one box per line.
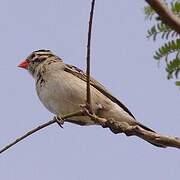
<box><xmin>0</xmin><ymin>0</ymin><xmax>180</xmax><ymax>180</ymax></box>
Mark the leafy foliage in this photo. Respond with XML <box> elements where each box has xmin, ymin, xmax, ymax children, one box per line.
<box><xmin>144</xmin><ymin>0</ymin><xmax>180</xmax><ymax>86</ymax></box>
<box><xmin>166</xmin><ymin>57</ymin><xmax>180</xmax><ymax>79</ymax></box>
<box><xmin>144</xmin><ymin>6</ymin><xmax>156</xmax><ymax>20</ymax></box>
<box><xmin>147</xmin><ymin>23</ymin><xmax>178</xmax><ymax>41</ymax></box>
<box><xmin>153</xmin><ymin>39</ymin><xmax>180</xmax><ymax>60</ymax></box>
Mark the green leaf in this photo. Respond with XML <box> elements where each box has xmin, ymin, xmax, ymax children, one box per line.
<box><xmin>166</xmin><ymin>58</ymin><xmax>180</xmax><ymax>79</ymax></box>
<box><xmin>145</xmin><ymin>1</ymin><xmax>180</xmax><ymax>87</ymax></box>
<box><xmin>175</xmin><ymin>81</ymin><xmax>180</xmax><ymax>86</ymax></box>
<box><xmin>154</xmin><ymin>39</ymin><xmax>180</xmax><ymax>60</ymax></box>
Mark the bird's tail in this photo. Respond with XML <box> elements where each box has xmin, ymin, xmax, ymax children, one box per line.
<box><xmin>136</xmin><ymin>122</ymin><xmax>166</xmax><ymax>148</ymax></box>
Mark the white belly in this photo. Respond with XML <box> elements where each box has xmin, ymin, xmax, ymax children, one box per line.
<box><xmin>36</xmin><ymin>69</ymin><xmax>135</xmax><ymax>126</ymax></box>
<box><xmin>36</xmin><ymin>71</ymin><xmax>97</xmax><ymax>125</ymax></box>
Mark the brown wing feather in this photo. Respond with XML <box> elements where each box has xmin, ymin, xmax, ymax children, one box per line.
<box><xmin>64</xmin><ymin>64</ymin><xmax>135</xmax><ymax>119</ymax></box>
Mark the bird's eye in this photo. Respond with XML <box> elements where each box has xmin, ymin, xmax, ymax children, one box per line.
<box><xmin>30</xmin><ymin>54</ymin><xmax>35</xmax><ymax>59</ymax></box>
<box><xmin>33</xmin><ymin>57</ymin><xmax>46</xmax><ymax>62</ymax></box>
<box><xmin>33</xmin><ymin>57</ymin><xmax>39</xmax><ymax>62</ymax></box>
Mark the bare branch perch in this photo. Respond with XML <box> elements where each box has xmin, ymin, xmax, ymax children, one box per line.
<box><xmin>1</xmin><ymin>108</ymin><xmax>180</xmax><ymax>154</ymax></box>
<box><xmin>83</xmin><ymin>110</ymin><xmax>180</xmax><ymax>149</ymax></box>
<box><xmin>86</xmin><ymin>0</ymin><xmax>96</xmax><ymax>113</ymax></box>
<box><xmin>106</xmin><ymin>120</ymin><xmax>180</xmax><ymax>148</ymax></box>
<box><xmin>0</xmin><ymin>110</ymin><xmax>83</xmax><ymax>154</ymax></box>
<box><xmin>145</xmin><ymin>0</ymin><xmax>180</xmax><ymax>34</ymax></box>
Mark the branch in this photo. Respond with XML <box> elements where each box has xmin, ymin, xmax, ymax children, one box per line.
<box><xmin>0</xmin><ymin>110</ymin><xmax>83</xmax><ymax>154</ymax></box>
<box><xmin>1</xmin><ymin>108</ymin><xmax>180</xmax><ymax>154</ymax></box>
<box><xmin>106</xmin><ymin>120</ymin><xmax>180</xmax><ymax>148</ymax></box>
<box><xmin>145</xmin><ymin>0</ymin><xmax>180</xmax><ymax>34</ymax></box>
<box><xmin>86</xmin><ymin>0</ymin><xmax>96</xmax><ymax>113</ymax></box>
<box><xmin>83</xmin><ymin>110</ymin><xmax>180</xmax><ymax>149</ymax></box>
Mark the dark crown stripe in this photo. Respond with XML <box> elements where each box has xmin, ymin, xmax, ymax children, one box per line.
<box><xmin>33</xmin><ymin>49</ymin><xmax>53</xmax><ymax>57</ymax></box>
<box><xmin>34</xmin><ymin>49</ymin><xmax>51</xmax><ymax>52</ymax></box>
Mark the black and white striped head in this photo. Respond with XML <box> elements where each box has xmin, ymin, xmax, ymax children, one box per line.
<box><xmin>18</xmin><ymin>49</ymin><xmax>57</xmax><ymax>75</ymax></box>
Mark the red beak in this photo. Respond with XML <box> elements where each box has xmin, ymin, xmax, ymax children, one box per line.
<box><xmin>18</xmin><ymin>60</ymin><xmax>29</xmax><ymax>69</ymax></box>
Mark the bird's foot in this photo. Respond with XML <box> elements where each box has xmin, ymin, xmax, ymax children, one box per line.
<box><xmin>79</xmin><ymin>103</ymin><xmax>103</xmax><ymax>115</ymax></box>
<box><xmin>53</xmin><ymin>115</ymin><xmax>64</xmax><ymax>128</ymax></box>
<box><xmin>79</xmin><ymin>103</ymin><xmax>107</xmax><ymax>126</ymax></box>
<box><xmin>79</xmin><ymin>104</ymin><xmax>88</xmax><ymax>110</ymax></box>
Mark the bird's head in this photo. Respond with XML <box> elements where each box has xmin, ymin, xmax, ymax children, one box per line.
<box><xmin>18</xmin><ymin>49</ymin><xmax>55</xmax><ymax>76</ymax></box>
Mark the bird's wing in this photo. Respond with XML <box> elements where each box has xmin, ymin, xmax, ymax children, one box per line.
<box><xmin>64</xmin><ymin>64</ymin><xmax>167</xmax><ymax>148</ymax></box>
<box><xmin>64</xmin><ymin>63</ymin><xmax>135</xmax><ymax>119</ymax></box>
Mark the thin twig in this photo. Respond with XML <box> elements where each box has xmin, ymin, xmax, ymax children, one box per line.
<box><xmin>145</xmin><ymin>0</ymin><xmax>180</xmax><ymax>34</ymax></box>
<box><xmin>86</xmin><ymin>0</ymin><xmax>96</xmax><ymax>113</ymax></box>
<box><xmin>0</xmin><ymin>110</ymin><xmax>83</xmax><ymax>154</ymax></box>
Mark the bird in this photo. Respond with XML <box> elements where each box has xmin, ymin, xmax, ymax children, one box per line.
<box><xmin>18</xmin><ymin>49</ymin><xmax>164</xmax><ymax>147</ymax></box>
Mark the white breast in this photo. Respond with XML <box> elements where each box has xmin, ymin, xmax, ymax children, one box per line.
<box><xmin>36</xmin><ymin>68</ymin><xmax>86</xmax><ymax>115</ymax></box>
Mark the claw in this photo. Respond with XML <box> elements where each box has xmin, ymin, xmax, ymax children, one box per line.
<box><xmin>79</xmin><ymin>104</ymin><xmax>87</xmax><ymax>108</ymax></box>
<box><xmin>54</xmin><ymin>116</ymin><xmax>64</xmax><ymax>128</ymax></box>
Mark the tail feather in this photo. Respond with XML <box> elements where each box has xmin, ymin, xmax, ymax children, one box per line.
<box><xmin>137</xmin><ymin>122</ymin><xmax>166</xmax><ymax>148</ymax></box>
